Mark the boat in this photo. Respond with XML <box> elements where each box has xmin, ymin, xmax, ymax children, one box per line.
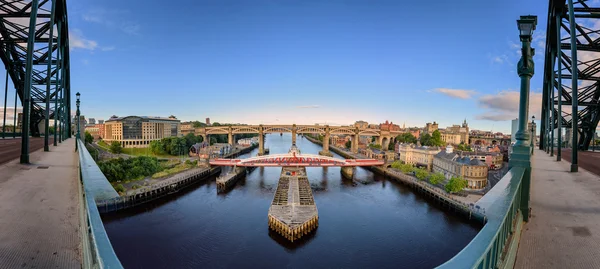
<box><xmin>280</xmin><ymin>132</ymin><xmax>283</xmax><ymax>136</ymax></box>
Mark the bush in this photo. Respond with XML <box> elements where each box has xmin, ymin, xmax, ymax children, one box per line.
<box><xmin>98</xmin><ymin>156</ymin><xmax>163</xmax><ymax>182</ymax></box>
<box><xmin>429</xmin><ymin>172</ymin><xmax>445</xmax><ymax>185</ymax></box>
<box><xmin>415</xmin><ymin>168</ymin><xmax>429</xmax><ymax>180</ymax></box>
<box><xmin>109</xmin><ymin>141</ymin><xmax>123</xmax><ymax>154</ymax></box>
<box><xmin>400</xmin><ymin>163</ymin><xmax>414</xmax><ymax>174</ymax></box>
<box><xmin>84</xmin><ymin>131</ymin><xmax>94</xmax><ymax>144</ymax></box>
<box><xmin>445</xmin><ymin>176</ymin><xmax>468</xmax><ymax>193</ymax></box>
<box><xmin>114</xmin><ymin>184</ymin><xmax>126</xmax><ymax>193</ymax></box>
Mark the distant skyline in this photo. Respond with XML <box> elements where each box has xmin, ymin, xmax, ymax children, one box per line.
<box><xmin>0</xmin><ymin>0</ymin><xmax>569</xmax><ymax>134</ymax></box>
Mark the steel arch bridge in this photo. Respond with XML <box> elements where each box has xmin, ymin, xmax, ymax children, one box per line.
<box><xmin>542</xmin><ymin>0</ymin><xmax>600</xmax><ymax>156</ymax></box>
<box><xmin>210</xmin><ymin>153</ymin><xmax>384</xmax><ymax>167</ymax></box>
<box><xmin>0</xmin><ymin>0</ymin><xmax>71</xmax><ymax>163</ymax></box>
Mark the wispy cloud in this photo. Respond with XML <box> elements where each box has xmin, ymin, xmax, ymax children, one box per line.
<box><xmin>475</xmin><ymin>90</ymin><xmax>542</xmax><ymax>121</ymax></box>
<box><xmin>491</xmin><ymin>54</ymin><xmax>509</xmax><ymax>64</ymax></box>
<box><xmin>70</xmin><ymin>30</ymin><xmax>98</xmax><ymax>50</ymax></box>
<box><xmin>432</xmin><ymin>88</ymin><xmax>477</xmax><ymax>99</ymax></box>
<box><xmin>82</xmin><ymin>8</ymin><xmax>141</xmax><ymax>36</ymax></box>
<box><xmin>296</xmin><ymin>105</ymin><xmax>320</xmax><ymax>109</ymax></box>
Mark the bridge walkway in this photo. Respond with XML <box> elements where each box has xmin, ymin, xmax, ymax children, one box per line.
<box><xmin>0</xmin><ymin>139</ymin><xmax>81</xmax><ymax>268</ymax></box>
<box><xmin>515</xmin><ymin>149</ymin><xmax>600</xmax><ymax>268</ymax></box>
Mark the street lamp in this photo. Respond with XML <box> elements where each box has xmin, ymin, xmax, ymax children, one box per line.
<box><xmin>76</xmin><ymin>92</ymin><xmax>81</xmax><ymax>151</ymax></box>
<box><xmin>530</xmin><ymin>115</ymin><xmax>535</xmax><ymax>155</ymax></box>
<box><xmin>510</xmin><ymin>15</ymin><xmax>537</xmax><ymax>223</ymax></box>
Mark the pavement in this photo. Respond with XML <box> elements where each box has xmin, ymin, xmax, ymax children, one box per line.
<box><xmin>514</xmin><ymin>149</ymin><xmax>600</xmax><ymax>269</ymax></box>
<box><xmin>0</xmin><ymin>137</ymin><xmax>55</xmax><ymax>165</ymax></box>
<box><xmin>553</xmin><ymin>148</ymin><xmax>600</xmax><ymax>177</ymax></box>
<box><xmin>0</xmin><ymin>138</ymin><xmax>81</xmax><ymax>268</ymax></box>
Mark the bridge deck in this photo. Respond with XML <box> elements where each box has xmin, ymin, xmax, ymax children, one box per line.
<box><xmin>0</xmin><ymin>138</ymin><xmax>80</xmax><ymax>268</ymax></box>
<box><xmin>515</xmin><ymin>149</ymin><xmax>600</xmax><ymax>268</ymax></box>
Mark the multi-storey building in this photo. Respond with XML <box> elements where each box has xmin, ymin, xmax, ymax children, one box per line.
<box><xmin>103</xmin><ymin>115</ymin><xmax>181</xmax><ymax>148</ymax></box>
<box><xmin>433</xmin><ymin>145</ymin><xmax>488</xmax><ymax>190</ymax></box>
<box><xmin>180</xmin><ymin>122</ymin><xmax>194</xmax><ymax>136</ymax></box>
<box><xmin>380</xmin><ymin>120</ymin><xmax>401</xmax><ymax>131</ymax></box>
<box><xmin>395</xmin><ymin>143</ymin><xmax>441</xmax><ymax>171</ymax></box>
<box><xmin>424</xmin><ymin>121</ymin><xmax>439</xmax><ymax>134</ymax></box>
<box><xmin>84</xmin><ymin>125</ymin><xmax>100</xmax><ymax>140</ymax></box>
<box><xmin>461</xmin><ymin>151</ymin><xmax>503</xmax><ymax>170</ymax></box>
<box><xmin>443</xmin><ymin>119</ymin><xmax>470</xmax><ymax>144</ymax></box>
<box><xmin>354</xmin><ymin>120</ymin><xmax>369</xmax><ymax>129</ymax></box>
<box><xmin>441</xmin><ymin>132</ymin><xmax>461</xmax><ymax>145</ymax></box>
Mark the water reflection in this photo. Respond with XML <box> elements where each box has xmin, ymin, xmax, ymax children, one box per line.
<box><xmin>103</xmin><ymin>133</ymin><xmax>480</xmax><ymax>269</ymax></box>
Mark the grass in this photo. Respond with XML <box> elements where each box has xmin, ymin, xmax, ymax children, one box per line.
<box><xmin>97</xmin><ymin>140</ymin><xmax>172</xmax><ymax>158</ymax></box>
<box><xmin>151</xmin><ymin>161</ymin><xmax>197</xmax><ymax>179</ymax></box>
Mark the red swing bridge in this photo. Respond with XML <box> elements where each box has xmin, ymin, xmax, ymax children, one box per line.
<box><xmin>209</xmin><ymin>152</ymin><xmax>384</xmax><ymax>167</ymax></box>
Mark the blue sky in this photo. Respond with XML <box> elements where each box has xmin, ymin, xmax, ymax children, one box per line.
<box><xmin>3</xmin><ymin>0</ymin><xmax>551</xmax><ymax>133</ymax></box>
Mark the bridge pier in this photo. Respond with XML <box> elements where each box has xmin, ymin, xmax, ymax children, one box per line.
<box><xmin>292</xmin><ymin>124</ymin><xmax>297</xmax><ymax>145</ymax></box>
<box><xmin>351</xmin><ymin>134</ymin><xmax>358</xmax><ymax>154</ymax></box>
<box><xmin>319</xmin><ymin>126</ymin><xmax>333</xmax><ymax>157</ymax></box>
<box><xmin>258</xmin><ymin>125</ymin><xmax>265</xmax><ymax>155</ymax></box>
<box><xmin>341</xmin><ymin>166</ymin><xmax>354</xmax><ymax>179</ymax></box>
<box><xmin>228</xmin><ymin>129</ymin><xmax>233</xmax><ymax>145</ymax></box>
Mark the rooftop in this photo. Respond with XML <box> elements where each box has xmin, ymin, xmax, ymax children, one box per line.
<box><xmin>106</xmin><ymin>115</ymin><xmax>180</xmax><ymax>122</ymax></box>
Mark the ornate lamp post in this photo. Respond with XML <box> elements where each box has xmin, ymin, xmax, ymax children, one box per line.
<box><xmin>510</xmin><ymin>15</ymin><xmax>537</xmax><ymax>222</ymax></box>
<box><xmin>530</xmin><ymin>115</ymin><xmax>535</xmax><ymax>155</ymax></box>
<box><xmin>76</xmin><ymin>92</ymin><xmax>80</xmax><ymax>151</ymax></box>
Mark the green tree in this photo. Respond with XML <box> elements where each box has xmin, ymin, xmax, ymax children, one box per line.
<box><xmin>420</xmin><ymin>133</ymin><xmax>432</xmax><ymax>146</ymax></box>
<box><xmin>429</xmin><ymin>172</ymin><xmax>445</xmax><ymax>185</ymax></box>
<box><xmin>345</xmin><ymin>140</ymin><xmax>352</xmax><ymax>149</ymax></box>
<box><xmin>400</xmin><ymin>163</ymin><xmax>414</xmax><ymax>173</ymax></box>
<box><xmin>396</xmin><ymin>133</ymin><xmax>417</xmax><ymax>144</ymax></box>
<box><xmin>430</xmin><ymin>130</ymin><xmax>444</xmax><ymax>147</ymax></box>
<box><xmin>109</xmin><ymin>141</ymin><xmax>123</xmax><ymax>154</ymax></box>
<box><xmin>370</xmin><ymin>144</ymin><xmax>382</xmax><ymax>150</ymax></box>
<box><xmin>192</xmin><ymin>121</ymin><xmax>206</xmax><ymax>128</ymax></box>
<box><xmin>84</xmin><ymin>131</ymin><xmax>94</xmax><ymax>144</ymax></box>
<box><xmin>415</xmin><ymin>168</ymin><xmax>429</xmax><ymax>180</ymax></box>
<box><xmin>371</xmin><ymin>136</ymin><xmax>376</xmax><ymax>142</ymax></box>
<box><xmin>388</xmin><ymin>141</ymin><xmax>396</xmax><ymax>150</ymax></box>
<box><xmin>445</xmin><ymin>176</ymin><xmax>468</xmax><ymax>193</ymax></box>
<box><xmin>212</xmin><ymin>122</ymin><xmax>221</xmax><ymax>126</ymax></box>
<box><xmin>456</xmin><ymin>143</ymin><xmax>473</xmax><ymax>152</ymax></box>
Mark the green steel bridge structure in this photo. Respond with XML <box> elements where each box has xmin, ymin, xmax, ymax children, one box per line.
<box><xmin>0</xmin><ymin>0</ymin><xmax>71</xmax><ymax>164</ymax></box>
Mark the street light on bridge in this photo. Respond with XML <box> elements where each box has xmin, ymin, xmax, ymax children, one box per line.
<box><xmin>510</xmin><ymin>15</ymin><xmax>537</xmax><ymax>223</ymax></box>
<box><xmin>76</xmin><ymin>92</ymin><xmax>80</xmax><ymax>151</ymax></box>
<box><xmin>531</xmin><ymin>115</ymin><xmax>535</xmax><ymax>155</ymax></box>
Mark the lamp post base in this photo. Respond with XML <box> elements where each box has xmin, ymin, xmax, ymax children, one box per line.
<box><xmin>571</xmin><ymin>164</ymin><xmax>578</xmax><ymax>172</ymax></box>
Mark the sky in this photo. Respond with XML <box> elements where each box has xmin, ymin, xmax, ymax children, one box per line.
<box><xmin>0</xmin><ymin>0</ymin><xmax>557</xmax><ymax>133</ymax></box>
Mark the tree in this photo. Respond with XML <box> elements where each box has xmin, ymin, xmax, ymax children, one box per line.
<box><xmin>420</xmin><ymin>133</ymin><xmax>432</xmax><ymax>146</ymax></box>
<box><xmin>445</xmin><ymin>176</ymin><xmax>468</xmax><ymax>193</ymax></box>
<box><xmin>345</xmin><ymin>140</ymin><xmax>352</xmax><ymax>149</ymax></box>
<box><xmin>400</xmin><ymin>163</ymin><xmax>414</xmax><ymax>173</ymax></box>
<box><xmin>192</xmin><ymin>121</ymin><xmax>206</xmax><ymax>128</ymax></box>
<box><xmin>415</xmin><ymin>168</ymin><xmax>429</xmax><ymax>180</ymax></box>
<box><xmin>371</xmin><ymin>136</ymin><xmax>376</xmax><ymax>142</ymax></box>
<box><xmin>430</xmin><ymin>130</ymin><xmax>444</xmax><ymax>147</ymax></box>
<box><xmin>456</xmin><ymin>143</ymin><xmax>473</xmax><ymax>152</ymax></box>
<box><xmin>429</xmin><ymin>172</ymin><xmax>445</xmax><ymax>185</ymax></box>
<box><xmin>370</xmin><ymin>144</ymin><xmax>382</xmax><ymax>150</ymax></box>
<box><xmin>109</xmin><ymin>141</ymin><xmax>123</xmax><ymax>154</ymax></box>
<box><xmin>212</xmin><ymin>122</ymin><xmax>221</xmax><ymax>126</ymax></box>
<box><xmin>388</xmin><ymin>141</ymin><xmax>395</xmax><ymax>150</ymax></box>
<box><xmin>84</xmin><ymin>131</ymin><xmax>94</xmax><ymax>144</ymax></box>
<box><xmin>396</xmin><ymin>133</ymin><xmax>417</xmax><ymax>144</ymax></box>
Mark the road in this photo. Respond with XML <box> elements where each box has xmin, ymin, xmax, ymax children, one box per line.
<box><xmin>553</xmin><ymin>148</ymin><xmax>600</xmax><ymax>176</ymax></box>
<box><xmin>0</xmin><ymin>137</ymin><xmax>56</xmax><ymax>165</ymax></box>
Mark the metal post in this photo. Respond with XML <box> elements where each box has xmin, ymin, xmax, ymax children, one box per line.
<box><xmin>44</xmin><ymin>0</ymin><xmax>56</xmax><ymax>151</ymax></box>
<box><xmin>54</xmin><ymin>20</ymin><xmax>61</xmax><ymax>146</ymax></box>
<box><xmin>76</xmin><ymin>93</ymin><xmax>80</xmax><ymax>151</ymax></box>
<box><xmin>12</xmin><ymin>80</ymin><xmax>16</xmax><ymax>138</ymax></box>
<box><xmin>556</xmin><ymin>16</ymin><xmax>562</xmax><ymax>161</ymax></box>
<box><xmin>2</xmin><ymin>71</ymin><xmax>8</xmax><ymax>138</ymax></box>
<box><xmin>20</xmin><ymin>0</ymin><xmax>40</xmax><ymax>164</ymax></box>
<box><xmin>58</xmin><ymin>85</ymin><xmax>62</xmax><ymax>143</ymax></box>
<box><xmin>550</xmin><ymin>54</ymin><xmax>555</xmax><ymax>156</ymax></box>
<box><xmin>568</xmin><ymin>0</ymin><xmax>578</xmax><ymax>172</ymax></box>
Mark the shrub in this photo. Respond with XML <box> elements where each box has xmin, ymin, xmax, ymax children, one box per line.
<box><xmin>415</xmin><ymin>168</ymin><xmax>429</xmax><ymax>180</ymax></box>
<box><xmin>114</xmin><ymin>184</ymin><xmax>126</xmax><ymax>193</ymax></box>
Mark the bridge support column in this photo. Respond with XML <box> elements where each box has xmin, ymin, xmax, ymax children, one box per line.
<box><xmin>228</xmin><ymin>128</ymin><xmax>233</xmax><ymax>145</ymax></box>
<box><xmin>292</xmin><ymin>124</ymin><xmax>297</xmax><ymax>145</ymax></box>
<box><xmin>258</xmin><ymin>125</ymin><xmax>265</xmax><ymax>155</ymax></box>
<box><xmin>341</xmin><ymin>166</ymin><xmax>354</xmax><ymax>179</ymax></box>
<box><xmin>376</xmin><ymin>136</ymin><xmax>382</xmax><ymax>146</ymax></box>
<box><xmin>351</xmin><ymin>134</ymin><xmax>358</xmax><ymax>154</ymax></box>
<box><xmin>319</xmin><ymin>126</ymin><xmax>333</xmax><ymax>157</ymax></box>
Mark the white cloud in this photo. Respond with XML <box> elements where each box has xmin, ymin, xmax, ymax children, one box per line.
<box><xmin>101</xmin><ymin>46</ymin><xmax>116</xmax><ymax>51</ymax></box>
<box><xmin>432</xmin><ymin>88</ymin><xmax>477</xmax><ymax>99</ymax></box>
<box><xmin>69</xmin><ymin>30</ymin><xmax>98</xmax><ymax>50</ymax></box>
<box><xmin>476</xmin><ymin>90</ymin><xmax>542</xmax><ymax>121</ymax></box>
<box><xmin>82</xmin><ymin>8</ymin><xmax>141</xmax><ymax>35</ymax></box>
<box><xmin>296</xmin><ymin>105</ymin><xmax>320</xmax><ymax>109</ymax></box>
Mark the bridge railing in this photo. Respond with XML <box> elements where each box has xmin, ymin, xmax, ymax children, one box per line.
<box><xmin>437</xmin><ymin>166</ymin><xmax>525</xmax><ymax>269</ymax></box>
<box><xmin>77</xmin><ymin>139</ymin><xmax>124</xmax><ymax>269</ymax></box>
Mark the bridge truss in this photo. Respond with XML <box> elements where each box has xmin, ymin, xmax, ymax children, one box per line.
<box><xmin>0</xmin><ymin>0</ymin><xmax>70</xmax><ymax>163</ymax></box>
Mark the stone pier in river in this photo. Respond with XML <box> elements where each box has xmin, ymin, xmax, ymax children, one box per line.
<box><xmin>268</xmin><ymin>167</ymin><xmax>318</xmax><ymax>242</ymax></box>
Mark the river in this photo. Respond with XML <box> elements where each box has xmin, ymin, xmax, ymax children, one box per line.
<box><xmin>103</xmin><ymin>133</ymin><xmax>480</xmax><ymax>269</ymax></box>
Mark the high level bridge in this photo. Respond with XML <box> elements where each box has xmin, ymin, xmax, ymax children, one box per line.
<box><xmin>197</xmin><ymin>124</ymin><xmax>402</xmax><ymax>155</ymax></box>
<box><xmin>210</xmin><ymin>153</ymin><xmax>384</xmax><ymax>167</ymax></box>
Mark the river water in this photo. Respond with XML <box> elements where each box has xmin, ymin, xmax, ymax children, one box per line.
<box><xmin>103</xmin><ymin>134</ymin><xmax>480</xmax><ymax>269</ymax></box>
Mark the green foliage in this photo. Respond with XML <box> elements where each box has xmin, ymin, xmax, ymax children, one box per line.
<box><xmin>370</xmin><ymin>144</ymin><xmax>382</xmax><ymax>150</ymax></box>
<box><xmin>415</xmin><ymin>168</ymin><xmax>429</xmax><ymax>180</ymax></box>
<box><xmin>391</xmin><ymin>161</ymin><xmax>414</xmax><ymax>174</ymax></box>
<box><xmin>84</xmin><ymin>131</ymin><xmax>94</xmax><ymax>144</ymax></box>
<box><xmin>456</xmin><ymin>143</ymin><xmax>473</xmax><ymax>152</ymax></box>
<box><xmin>109</xmin><ymin>141</ymin><xmax>123</xmax><ymax>154</ymax></box>
<box><xmin>114</xmin><ymin>184</ymin><xmax>126</xmax><ymax>193</ymax></box>
<box><xmin>429</xmin><ymin>172</ymin><xmax>445</xmax><ymax>185</ymax></box>
<box><xmin>191</xmin><ymin>121</ymin><xmax>206</xmax><ymax>128</ymax></box>
<box><xmin>396</xmin><ymin>133</ymin><xmax>417</xmax><ymax>144</ymax></box>
<box><xmin>151</xmin><ymin>161</ymin><xmax>197</xmax><ymax>179</ymax></box>
<box><xmin>345</xmin><ymin>140</ymin><xmax>352</xmax><ymax>149</ymax></box>
<box><xmin>388</xmin><ymin>141</ymin><xmax>395</xmax><ymax>150</ymax></box>
<box><xmin>48</xmin><ymin>126</ymin><xmax>55</xmax><ymax>135</ymax></box>
<box><xmin>317</xmin><ymin>135</ymin><xmax>324</xmax><ymax>142</ymax></box>
<box><xmin>85</xmin><ymin>144</ymin><xmax>99</xmax><ymax>161</ymax></box>
<box><xmin>420</xmin><ymin>133</ymin><xmax>431</xmax><ymax>146</ymax></box>
<box><xmin>98</xmin><ymin>156</ymin><xmax>163</xmax><ymax>182</ymax></box>
<box><xmin>148</xmin><ymin>134</ymin><xmax>205</xmax><ymax>156</ymax></box>
<box><xmin>371</xmin><ymin>136</ymin><xmax>376</xmax><ymax>142</ymax></box>
<box><xmin>445</xmin><ymin>176</ymin><xmax>468</xmax><ymax>193</ymax></box>
<box><xmin>430</xmin><ymin>130</ymin><xmax>445</xmax><ymax>147</ymax></box>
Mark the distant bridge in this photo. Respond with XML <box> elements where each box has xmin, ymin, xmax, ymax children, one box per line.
<box><xmin>197</xmin><ymin>124</ymin><xmax>401</xmax><ymax>155</ymax></box>
<box><xmin>210</xmin><ymin>153</ymin><xmax>384</xmax><ymax>167</ymax></box>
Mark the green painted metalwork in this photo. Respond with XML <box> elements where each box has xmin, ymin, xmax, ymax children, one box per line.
<box><xmin>556</xmin><ymin>14</ymin><xmax>562</xmax><ymax>161</ymax></box>
<box><xmin>44</xmin><ymin>0</ymin><xmax>57</xmax><ymax>152</ymax></box>
<box><xmin>567</xmin><ymin>0</ymin><xmax>579</xmax><ymax>172</ymax></box>
<box><xmin>77</xmin><ymin>139</ymin><xmax>123</xmax><ymax>268</ymax></box>
<box><xmin>2</xmin><ymin>71</ymin><xmax>7</xmax><ymax>138</ymax></box>
<box><xmin>437</xmin><ymin>168</ymin><xmax>525</xmax><ymax>268</ymax></box>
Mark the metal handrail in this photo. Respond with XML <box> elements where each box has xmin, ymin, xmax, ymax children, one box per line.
<box><xmin>77</xmin><ymin>139</ymin><xmax>124</xmax><ymax>269</ymax></box>
<box><xmin>437</xmin><ymin>167</ymin><xmax>525</xmax><ymax>268</ymax></box>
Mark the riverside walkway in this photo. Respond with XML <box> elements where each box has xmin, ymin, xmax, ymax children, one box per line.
<box><xmin>515</xmin><ymin>149</ymin><xmax>600</xmax><ymax>268</ymax></box>
<box><xmin>0</xmin><ymin>139</ymin><xmax>80</xmax><ymax>268</ymax></box>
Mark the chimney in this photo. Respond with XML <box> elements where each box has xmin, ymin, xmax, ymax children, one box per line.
<box><xmin>446</xmin><ymin>145</ymin><xmax>453</xmax><ymax>153</ymax></box>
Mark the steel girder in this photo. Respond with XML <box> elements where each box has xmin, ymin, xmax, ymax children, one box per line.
<box><xmin>0</xmin><ymin>0</ymin><xmax>70</xmax><ymax>135</ymax></box>
<box><xmin>542</xmin><ymin>0</ymin><xmax>600</xmax><ymax>152</ymax></box>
